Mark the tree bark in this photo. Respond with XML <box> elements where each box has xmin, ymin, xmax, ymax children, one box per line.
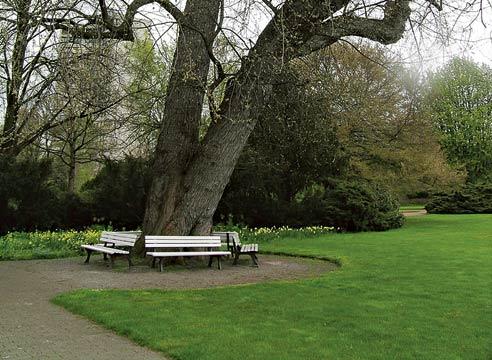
<box><xmin>67</xmin><ymin>149</ymin><xmax>77</xmax><ymax>193</ymax></box>
<box><xmin>1</xmin><ymin>0</ymin><xmax>31</xmax><ymax>156</ymax></box>
<box><xmin>135</xmin><ymin>0</ymin><xmax>221</xmax><ymax>256</ymax></box>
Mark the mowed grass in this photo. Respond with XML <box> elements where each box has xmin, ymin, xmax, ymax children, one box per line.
<box><xmin>53</xmin><ymin>215</ymin><xmax>492</xmax><ymax>360</ymax></box>
<box><xmin>399</xmin><ymin>204</ymin><xmax>425</xmax><ymax>211</ymax></box>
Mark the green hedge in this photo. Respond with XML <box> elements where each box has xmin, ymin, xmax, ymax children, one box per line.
<box><xmin>426</xmin><ymin>183</ymin><xmax>492</xmax><ymax>214</ymax></box>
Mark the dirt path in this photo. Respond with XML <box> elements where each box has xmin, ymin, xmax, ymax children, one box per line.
<box><xmin>0</xmin><ymin>255</ymin><xmax>335</xmax><ymax>360</ymax></box>
<box><xmin>401</xmin><ymin>209</ymin><xmax>427</xmax><ymax>217</ymax></box>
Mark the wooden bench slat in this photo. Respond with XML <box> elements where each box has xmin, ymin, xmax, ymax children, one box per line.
<box><xmin>145</xmin><ymin>243</ymin><xmax>221</xmax><ymax>248</ymax></box>
<box><xmin>101</xmin><ymin>236</ymin><xmax>136</xmax><ymax>242</ymax></box>
<box><xmin>102</xmin><ymin>240</ymin><xmax>135</xmax><ymax>246</ymax></box>
<box><xmin>144</xmin><ymin>240</ymin><xmax>221</xmax><ymax>244</ymax></box>
<box><xmin>212</xmin><ymin>231</ymin><xmax>259</xmax><ymax>266</ymax></box>
<box><xmin>241</xmin><ymin>244</ymin><xmax>258</xmax><ymax>252</ymax></box>
<box><xmin>101</xmin><ymin>233</ymin><xmax>140</xmax><ymax>240</ymax></box>
<box><xmin>145</xmin><ymin>236</ymin><xmax>220</xmax><ymax>241</ymax></box>
<box><xmin>81</xmin><ymin>231</ymin><xmax>139</xmax><ymax>268</ymax></box>
<box><xmin>81</xmin><ymin>244</ymin><xmax>129</xmax><ymax>255</ymax></box>
<box><xmin>147</xmin><ymin>251</ymin><xmax>231</xmax><ymax>257</ymax></box>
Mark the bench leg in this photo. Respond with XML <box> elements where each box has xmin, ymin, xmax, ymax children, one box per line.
<box><xmin>151</xmin><ymin>257</ymin><xmax>156</xmax><ymax>269</ymax></box>
<box><xmin>109</xmin><ymin>255</ymin><xmax>115</xmax><ymax>269</ymax></box>
<box><xmin>103</xmin><ymin>253</ymin><xmax>108</xmax><ymax>261</ymax></box>
<box><xmin>233</xmin><ymin>251</ymin><xmax>240</xmax><ymax>265</ymax></box>
<box><xmin>208</xmin><ymin>256</ymin><xmax>213</xmax><ymax>268</ymax></box>
<box><xmin>159</xmin><ymin>258</ymin><xmax>164</xmax><ymax>272</ymax></box>
<box><xmin>127</xmin><ymin>255</ymin><xmax>133</xmax><ymax>269</ymax></box>
<box><xmin>251</xmin><ymin>253</ymin><xmax>259</xmax><ymax>267</ymax></box>
<box><xmin>217</xmin><ymin>256</ymin><xmax>222</xmax><ymax>270</ymax></box>
<box><xmin>84</xmin><ymin>249</ymin><xmax>93</xmax><ymax>264</ymax></box>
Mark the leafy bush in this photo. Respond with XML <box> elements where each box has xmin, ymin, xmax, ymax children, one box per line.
<box><xmin>0</xmin><ymin>156</ymin><xmax>95</xmax><ymax>233</ymax></box>
<box><xmin>0</xmin><ymin>229</ymin><xmax>101</xmax><ymax>260</ymax></box>
<box><xmin>297</xmin><ymin>179</ymin><xmax>404</xmax><ymax>232</ymax></box>
<box><xmin>426</xmin><ymin>183</ymin><xmax>492</xmax><ymax>214</ymax></box>
<box><xmin>0</xmin><ymin>156</ymin><xmax>59</xmax><ymax>233</ymax></box>
<box><xmin>83</xmin><ymin>157</ymin><xmax>152</xmax><ymax>229</ymax></box>
<box><xmin>218</xmin><ymin>178</ymin><xmax>403</xmax><ymax>232</ymax></box>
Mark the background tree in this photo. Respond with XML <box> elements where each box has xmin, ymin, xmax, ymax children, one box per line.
<box><xmin>0</xmin><ymin>0</ymin><xmax>64</xmax><ymax>155</ymax></box>
<box><xmin>121</xmin><ymin>35</ymin><xmax>169</xmax><ymax>157</ymax></box>
<box><xmin>302</xmin><ymin>43</ymin><xmax>463</xmax><ymax>198</ymax></box>
<box><xmin>217</xmin><ymin>65</ymin><xmax>347</xmax><ymax>226</ymax></box>
<box><xmin>426</xmin><ymin>58</ymin><xmax>492</xmax><ymax>182</ymax></box>
<box><xmin>41</xmin><ymin>37</ymin><xmax>124</xmax><ymax>193</ymax></box>
<box><xmin>218</xmin><ymin>43</ymin><xmax>459</xmax><ymax>228</ymax></box>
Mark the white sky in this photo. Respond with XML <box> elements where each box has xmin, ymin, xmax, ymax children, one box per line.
<box><xmin>1</xmin><ymin>1</ymin><xmax>492</xmax><ymax>123</ymax></box>
<box><xmin>389</xmin><ymin>2</ymin><xmax>492</xmax><ymax>72</ymax></box>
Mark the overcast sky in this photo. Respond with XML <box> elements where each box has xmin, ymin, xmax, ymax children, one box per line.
<box><xmin>389</xmin><ymin>3</ymin><xmax>492</xmax><ymax>72</ymax></box>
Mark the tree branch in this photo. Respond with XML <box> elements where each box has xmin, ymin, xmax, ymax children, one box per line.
<box><xmin>296</xmin><ymin>0</ymin><xmax>413</xmax><ymax>57</ymax></box>
<box><xmin>44</xmin><ymin>0</ymin><xmax>185</xmax><ymax>41</ymax></box>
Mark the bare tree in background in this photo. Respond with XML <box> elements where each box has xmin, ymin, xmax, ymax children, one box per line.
<box><xmin>0</xmin><ymin>0</ymin><xmax>131</xmax><ymax>157</ymax></box>
<box><xmin>0</xmin><ymin>0</ymin><xmax>64</xmax><ymax>155</ymax></box>
<box><xmin>40</xmin><ymin>37</ymin><xmax>125</xmax><ymax>192</ymax></box>
<box><xmin>14</xmin><ymin>0</ymin><xmax>490</xmax><ymax>255</ymax></box>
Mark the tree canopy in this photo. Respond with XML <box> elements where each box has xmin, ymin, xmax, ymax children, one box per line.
<box><xmin>426</xmin><ymin>58</ymin><xmax>492</xmax><ymax>182</ymax></box>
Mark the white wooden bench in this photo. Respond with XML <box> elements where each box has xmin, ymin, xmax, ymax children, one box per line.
<box><xmin>81</xmin><ymin>231</ymin><xmax>141</xmax><ymax>268</ymax></box>
<box><xmin>145</xmin><ymin>236</ymin><xmax>231</xmax><ymax>272</ymax></box>
<box><xmin>212</xmin><ymin>231</ymin><xmax>259</xmax><ymax>267</ymax></box>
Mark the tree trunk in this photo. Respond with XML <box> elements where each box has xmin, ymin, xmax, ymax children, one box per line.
<box><xmin>1</xmin><ymin>0</ymin><xmax>31</xmax><ymax>155</ymax></box>
<box><xmin>135</xmin><ymin>53</ymin><xmax>277</xmax><ymax>257</ymax></box>
<box><xmin>135</xmin><ymin>0</ymin><xmax>325</xmax><ymax>257</ymax></box>
<box><xmin>134</xmin><ymin>0</ymin><xmax>221</xmax><ymax>256</ymax></box>
<box><xmin>134</xmin><ymin>0</ymin><xmax>412</xmax><ymax>258</ymax></box>
<box><xmin>67</xmin><ymin>150</ymin><xmax>76</xmax><ymax>193</ymax></box>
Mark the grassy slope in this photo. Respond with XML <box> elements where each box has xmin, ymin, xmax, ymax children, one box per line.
<box><xmin>53</xmin><ymin>215</ymin><xmax>492</xmax><ymax>360</ymax></box>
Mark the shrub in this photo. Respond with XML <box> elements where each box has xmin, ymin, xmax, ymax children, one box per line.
<box><xmin>0</xmin><ymin>156</ymin><xmax>59</xmax><ymax>233</ymax></box>
<box><xmin>426</xmin><ymin>183</ymin><xmax>492</xmax><ymax>214</ymax></box>
<box><xmin>297</xmin><ymin>179</ymin><xmax>404</xmax><ymax>232</ymax></box>
<box><xmin>217</xmin><ymin>177</ymin><xmax>403</xmax><ymax>232</ymax></box>
<box><xmin>82</xmin><ymin>157</ymin><xmax>152</xmax><ymax>229</ymax></box>
<box><xmin>0</xmin><ymin>229</ymin><xmax>101</xmax><ymax>260</ymax></box>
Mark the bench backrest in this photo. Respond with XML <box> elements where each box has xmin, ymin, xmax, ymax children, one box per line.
<box><xmin>211</xmin><ymin>231</ymin><xmax>241</xmax><ymax>248</ymax></box>
<box><xmin>100</xmin><ymin>231</ymin><xmax>141</xmax><ymax>247</ymax></box>
<box><xmin>145</xmin><ymin>236</ymin><xmax>222</xmax><ymax>249</ymax></box>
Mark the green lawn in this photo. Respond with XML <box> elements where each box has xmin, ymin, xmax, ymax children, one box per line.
<box><xmin>399</xmin><ymin>204</ymin><xmax>425</xmax><ymax>211</ymax></box>
<box><xmin>53</xmin><ymin>215</ymin><xmax>492</xmax><ymax>360</ymax></box>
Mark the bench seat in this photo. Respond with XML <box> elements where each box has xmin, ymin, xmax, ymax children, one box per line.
<box><xmin>81</xmin><ymin>244</ymin><xmax>130</xmax><ymax>255</ymax></box>
<box><xmin>240</xmin><ymin>244</ymin><xmax>258</xmax><ymax>253</ymax></box>
<box><xmin>145</xmin><ymin>235</ymin><xmax>231</xmax><ymax>272</ymax></box>
<box><xmin>212</xmin><ymin>231</ymin><xmax>259</xmax><ymax>267</ymax></box>
<box><xmin>81</xmin><ymin>231</ymin><xmax>140</xmax><ymax>268</ymax></box>
<box><xmin>147</xmin><ymin>251</ymin><xmax>231</xmax><ymax>257</ymax></box>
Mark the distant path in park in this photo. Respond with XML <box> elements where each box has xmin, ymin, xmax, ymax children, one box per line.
<box><xmin>0</xmin><ymin>255</ymin><xmax>334</xmax><ymax>360</ymax></box>
<box><xmin>401</xmin><ymin>209</ymin><xmax>427</xmax><ymax>217</ymax></box>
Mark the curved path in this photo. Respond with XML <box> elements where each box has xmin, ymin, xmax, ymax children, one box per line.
<box><xmin>401</xmin><ymin>209</ymin><xmax>427</xmax><ymax>217</ymax></box>
<box><xmin>0</xmin><ymin>255</ymin><xmax>335</xmax><ymax>360</ymax></box>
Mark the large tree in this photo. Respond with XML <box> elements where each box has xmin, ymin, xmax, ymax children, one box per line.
<box><xmin>426</xmin><ymin>58</ymin><xmax>492</xmax><ymax>182</ymax></box>
<box><xmin>21</xmin><ymin>0</ymin><xmax>468</xmax><ymax>255</ymax></box>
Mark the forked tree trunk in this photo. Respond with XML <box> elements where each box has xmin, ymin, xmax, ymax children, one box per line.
<box><xmin>134</xmin><ymin>0</ymin><xmax>412</xmax><ymax>257</ymax></box>
<box><xmin>134</xmin><ymin>0</ymin><xmax>222</xmax><ymax>256</ymax></box>
<box><xmin>135</xmin><ymin>1</ymin><xmax>331</xmax><ymax>258</ymax></box>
